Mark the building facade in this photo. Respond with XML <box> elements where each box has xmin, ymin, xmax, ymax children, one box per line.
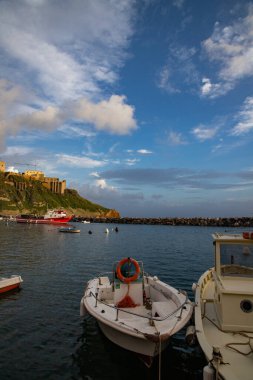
<box><xmin>0</xmin><ymin>161</ymin><xmax>6</xmax><ymax>172</ymax></box>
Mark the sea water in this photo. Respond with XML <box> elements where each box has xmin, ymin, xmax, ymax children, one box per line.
<box><xmin>0</xmin><ymin>222</ymin><xmax>245</xmax><ymax>380</ymax></box>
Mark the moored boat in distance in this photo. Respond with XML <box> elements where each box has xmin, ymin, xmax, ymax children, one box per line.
<box><xmin>80</xmin><ymin>257</ymin><xmax>193</xmax><ymax>366</ymax></box>
<box><xmin>0</xmin><ymin>275</ymin><xmax>23</xmax><ymax>294</ymax></box>
<box><xmin>16</xmin><ymin>209</ymin><xmax>73</xmax><ymax>224</ymax></box>
<box><xmin>58</xmin><ymin>226</ymin><xmax>80</xmax><ymax>233</ymax></box>
<box><xmin>194</xmin><ymin>232</ymin><xmax>253</xmax><ymax>380</ymax></box>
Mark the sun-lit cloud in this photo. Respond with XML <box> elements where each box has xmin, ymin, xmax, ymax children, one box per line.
<box><xmin>202</xmin><ymin>6</ymin><xmax>253</xmax><ymax>97</ymax></box>
<box><xmin>74</xmin><ymin>95</ymin><xmax>137</xmax><ymax>135</ymax></box>
<box><xmin>0</xmin><ymin>82</ymin><xmax>137</xmax><ymax>151</ymax></box>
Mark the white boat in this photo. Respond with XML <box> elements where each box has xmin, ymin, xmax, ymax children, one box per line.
<box><xmin>194</xmin><ymin>232</ymin><xmax>253</xmax><ymax>380</ymax></box>
<box><xmin>82</xmin><ymin>220</ymin><xmax>90</xmax><ymax>224</ymax></box>
<box><xmin>80</xmin><ymin>257</ymin><xmax>193</xmax><ymax>365</ymax></box>
<box><xmin>58</xmin><ymin>226</ymin><xmax>80</xmax><ymax>233</ymax></box>
<box><xmin>0</xmin><ymin>275</ymin><xmax>23</xmax><ymax>294</ymax></box>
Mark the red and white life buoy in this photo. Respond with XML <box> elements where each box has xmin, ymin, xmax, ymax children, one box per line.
<box><xmin>116</xmin><ymin>257</ymin><xmax>140</xmax><ymax>283</ymax></box>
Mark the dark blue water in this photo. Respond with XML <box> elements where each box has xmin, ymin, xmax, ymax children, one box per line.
<box><xmin>0</xmin><ymin>222</ymin><xmax>245</xmax><ymax>380</ymax></box>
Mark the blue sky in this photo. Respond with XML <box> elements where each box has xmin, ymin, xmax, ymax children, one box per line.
<box><xmin>0</xmin><ymin>0</ymin><xmax>253</xmax><ymax>217</ymax></box>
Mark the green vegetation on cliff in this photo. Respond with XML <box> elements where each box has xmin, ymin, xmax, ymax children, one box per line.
<box><xmin>0</xmin><ymin>173</ymin><xmax>118</xmax><ymax>217</ymax></box>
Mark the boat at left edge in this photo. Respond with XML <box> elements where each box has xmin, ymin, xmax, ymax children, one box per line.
<box><xmin>0</xmin><ymin>275</ymin><xmax>23</xmax><ymax>294</ymax></box>
<box><xmin>80</xmin><ymin>257</ymin><xmax>193</xmax><ymax>366</ymax></box>
<box><xmin>16</xmin><ymin>209</ymin><xmax>73</xmax><ymax>224</ymax></box>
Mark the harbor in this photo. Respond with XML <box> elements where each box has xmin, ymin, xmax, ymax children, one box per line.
<box><xmin>1</xmin><ymin>222</ymin><xmax>252</xmax><ymax>379</ymax></box>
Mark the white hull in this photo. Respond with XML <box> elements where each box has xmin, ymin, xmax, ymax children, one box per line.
<box><xmin>195</xmin><ymin>233</ymin><xmax>253</xmax><ymax>380</ymax></box>
<box><xmin>98</xmin><ymin>320</ymin><xmax>167</xmax><ymax>356</ymax></box>
<box><xmin>81</xmin><ymin>274</ymin><xmax>193</xmax><ymax>360</ymax></box>
<box><xmin>0</xmin><ymin>275</ymin><xmax>23</xmax><ymax>294</ymax></box>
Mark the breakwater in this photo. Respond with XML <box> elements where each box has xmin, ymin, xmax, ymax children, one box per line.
<box><xmin>74</xmin><ymin>216</ymin><xmax>253</xmax><ymax>227</ymax></box>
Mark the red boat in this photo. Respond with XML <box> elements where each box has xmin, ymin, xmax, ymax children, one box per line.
<box><xmin>16</xmin><ymin>209</ymin><xmax>73</xmax><ymax>224</ymax></box>
<box><xmin>0</xmin><ymin>275</ymin><xmax>23</xmax><ymax>294</ymax></box>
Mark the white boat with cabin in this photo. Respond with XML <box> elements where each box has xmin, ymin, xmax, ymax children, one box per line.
<box><xmin>194</xmin><ymin>232</ymin><xmax>253</xmax><ymax>380</ymax></box>
<box><xmin>80</xmin><ymin>257</ymin><xmax>193</xmax><ymax>365</ymax></box>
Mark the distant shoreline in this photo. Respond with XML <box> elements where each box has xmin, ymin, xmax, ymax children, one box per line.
<box><xmin>74</xmin><ymin>216</ymin><xmax>253</xmax><ymax>227</ymax></box>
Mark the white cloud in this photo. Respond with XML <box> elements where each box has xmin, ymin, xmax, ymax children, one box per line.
<box><xmin>95</xmin><ymin>178</ymin><xmax>115</xmax><ymax>190</ymax></box>
<box><xmin>0</xmin><ymin>0</ymin><xmax>135</xmax><ymax>103</ymax></box>
<box><xmin>202</xmin><ymin>6</ymin><xmax>253</xmax><ymax>97</ymax></box>
<box><xmin>137</xmin><ymin>149</ymin><xmax>153</xmax><ymax>154</ymax></box>
<box><xmin>0</xmin><ymin>1</ymin><xmax>137</xmax><ymax>150</ymax></box>
<box><xmin>56</xmin><ymin>154</ymin><xmax>106</xmax><ymax>168</ymax></box>
<box><xmin>90</xmin><ymin>172</ymin><xmax>100</xmax><ymax>178</ymax></box>
<box><xmin>0</xmin><ymin>80</ymin><xmax>137</xmax><ymax>151</ymax></box>
<box><xmin>172</xmin><ymin>0</ymin><xmax>185</xmax><ymax>9</ymax></box>
<box><xmin>75</xmin><ymin>95</ymin><xmax>137</xmax><ymax>135</ymax></box>
<box><xmin>6</xmin><ymin>166</ymin><xmax>19</xmax><ymax>173</ymax></box>
<box><xmin>168</xmin><ymin>131</ymin><xmax>187</xmax><ymax>145</ymax></box>
<box><xmin>58</xmin><ymin>125</ymin><xmax>96</xmax><ymax>138</ymax></box>
<box><xmin>125</xmin><ymin>158</ymin><xmax>140</xmax><ymax>166</ymax></box>
<box><xmin>1</xmin><ymin>146</ymin><xmax>34</xmax><ymax>156</ymax></box>
<box><xmin>231</xmin><ymin>97</ymin><xmax>253</xmax><ymax>135</ymax></box>
<box><xmin>157</xmin><ymin>45</ymin><xmax>199</xmax><ymax>93</ymax></box>
<box><xmin>192</xmin><ymin>125</ymin><xmax>218</xmax><ymax>141</ymax></box>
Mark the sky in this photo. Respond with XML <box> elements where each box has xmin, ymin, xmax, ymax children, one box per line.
<box><xmin>0</xmin><ymin>0</ymin><xmax>253</xmax><ymax>218</ymax></box>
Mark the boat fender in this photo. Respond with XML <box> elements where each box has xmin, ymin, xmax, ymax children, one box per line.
<box><xmin>203</xmin><ymin>363</ymin><xmax>215</xmax><ymax>380</ymax></box>
<box><xmin>185</xmin><ymin>325</ymin><xmax>196</xmax><ymax>346</ymax></box>
<box><xmin>192</xmin><ymin>283</ymin><xmax>197</xmax><ymax>292</ymax></box>
<box><xmin>80</xmin><ymin>299</ymin><xmax>87</xmax><ymax>316</ymax></box>
<box><xmin>153</xmin><ymin>276</ymin><xmax>158</xmax><ymax>281</ymax></box>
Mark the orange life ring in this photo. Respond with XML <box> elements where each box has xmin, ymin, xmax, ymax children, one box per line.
<box><xmin>116</xmin><ymin>257</ymin><xmax>140</xmax><ymax>283</ymax></box>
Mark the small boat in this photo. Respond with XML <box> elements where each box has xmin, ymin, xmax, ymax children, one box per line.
<box><xmin>194</xmin><ymin>232</ymin><xmax>253</xmax><ymax>380</ymax></box>
<box><xmin>80</xmin><ymin>257</ymin><xmax>193</xmax><ymax>366</ymax></box>
<box><xmin>82</xmin><ymin>220</ymin><xmax>90</xmax><ymax>224</ymax></box>
<box><xmin>59</xmin><ymin>226</ymin><xmax>80</xmax><ymax>233</ymax></box>
<box><xmin>0</xmin><ymin>275</ymin><xmax>23</xmax><ymax>294</ymax></box>
<box><xmin>16</xmin><ymin>209</ymin><xmax>73</xmax><ymax>224</ymax></box>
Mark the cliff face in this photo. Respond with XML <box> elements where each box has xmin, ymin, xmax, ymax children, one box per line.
<box><xmin>0</xmin><ymin>173</ymin><xmax>120</xmax><ymax>217</ymax></box>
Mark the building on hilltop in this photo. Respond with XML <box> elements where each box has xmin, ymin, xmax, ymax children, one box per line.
<box><xmin>24</xmin><ymin>170</ymin><xmax>45</xmax><ymax>181</ymax></box>
<box><xmin>42</xmin><ymin>177</ymin><xmax>66</xmax><ymax>195</ymax></box>
<box><xmin>0</xmin><ymin>160</ymin><xmax>66</xmax><ymax>195</ymax></box>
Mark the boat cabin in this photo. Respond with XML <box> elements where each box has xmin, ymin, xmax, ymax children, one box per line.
<box><xmin>212</xmin><ymin>233</ymin><xmax>253</xmax><ymax>332</ymax></box>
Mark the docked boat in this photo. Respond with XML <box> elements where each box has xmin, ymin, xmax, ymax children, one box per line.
<box><xmin>0</xmin><ymin>275</ymin><xmax>23</xmax><ymax>294</ymax></box>
<box><xmin>194</xmin><ymin>232</ymin><xmax>253</xmax><ymax>380</ymax></box>
<box><xmin>58</xmin><ymin>226</ymin><xmax>80</xmax><ymax>233</ymax></box>
<box><xmin>80</xmin><ymin>257</ymin><xmax>193</xmax><ymax>365</ymax></box>
<box><xmin>82</xmin><ymin>220</ymin><xmax>90</xmax><ymax>224</ymax></box>
<box><xmin>16</xmin><ymin>209</ymin><xmax>73</xmax><ymax>224</ymax></box>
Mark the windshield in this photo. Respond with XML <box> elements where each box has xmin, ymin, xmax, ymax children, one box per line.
<box><xmin>220</xmin><ymin>243</ymin><xmax>253</xmax><ymax>277</ymax></box>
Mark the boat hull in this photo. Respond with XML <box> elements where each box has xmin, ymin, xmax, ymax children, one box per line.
<box><xmin>16</xmin><ymin>217</ymin><xmax>72</xmax><ymax>224</ymax></box>
<box><xmin>0</xmin><ymin>276</ymin><xmax>23</xmax><ymax>294</ymax></box>
<box><xmin>98</xmin><ymin>319</ymin><xmax>167</xmax><ymax>357</ymax></box>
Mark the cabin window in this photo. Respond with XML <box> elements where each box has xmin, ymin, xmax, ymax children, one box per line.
<box><xmin>240</xmin><ymin>299</ymin><xmax>253</xmax><ymax>313</ymax></box>
<box><xmin>220</xmin><ymin>243</ymin><xmax>253</xmax><ymax>277</ymax></box>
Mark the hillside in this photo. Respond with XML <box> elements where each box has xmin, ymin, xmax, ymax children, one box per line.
<box><xmin>0</xmin><ymin>173</ymin><xmax>120</xmax><ymax>217</ymax></box>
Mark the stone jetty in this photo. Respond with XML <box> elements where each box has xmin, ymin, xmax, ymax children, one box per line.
<box><xmin>74</xmin><ymin>216</ymin><xmax>253</xmax><ymax>227</ymax></box>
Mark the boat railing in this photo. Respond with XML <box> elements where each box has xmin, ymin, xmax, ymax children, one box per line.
<box><xmin>87</xmin><ymin>288</ymin><xmax>189</xmax><ymax>323</ymax></box>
